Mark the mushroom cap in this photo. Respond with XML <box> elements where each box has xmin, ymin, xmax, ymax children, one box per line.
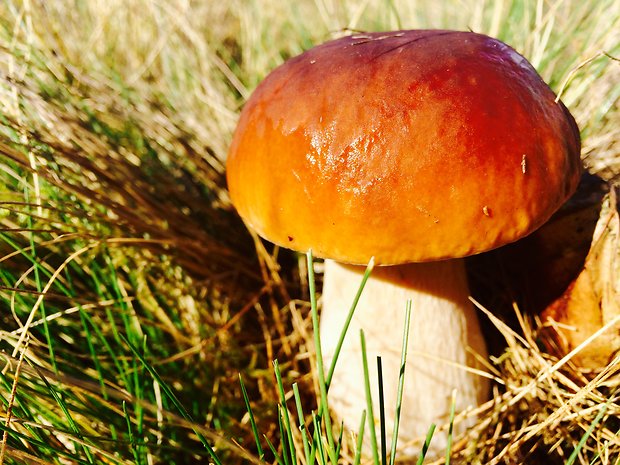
<box><xmin>226</xmin><ymin>30</ymin><xmax>582</xmax><ymax>265</ymax></box>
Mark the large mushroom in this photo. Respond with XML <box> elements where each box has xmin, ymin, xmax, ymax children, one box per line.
<box><xmin>226</xmin><ymin>30</ymin><xmax>581</xmax><ymax>456</ymax></box>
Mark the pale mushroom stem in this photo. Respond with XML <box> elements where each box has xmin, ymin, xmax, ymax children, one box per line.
<box><xmin>320</xmin><ymin>258</ymin><xmax>489</xmax><ymax>457</ymax></box>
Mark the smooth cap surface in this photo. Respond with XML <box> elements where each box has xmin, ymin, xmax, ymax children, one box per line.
<box><xmin>226</xmin><ymin>30</ymin><xmax>581</xmax><ymax>265</ymax></box>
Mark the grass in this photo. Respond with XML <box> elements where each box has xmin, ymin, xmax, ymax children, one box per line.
<box><xmin>0</xmin><ymin>0</ymin><xmax>619</xmax><ymax>464</ymax></box>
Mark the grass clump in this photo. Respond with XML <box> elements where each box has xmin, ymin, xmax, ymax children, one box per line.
<box><xmin>0</xmin><ymin>0</ymin><xmax>618</xmax><ymax>464</ymax></box>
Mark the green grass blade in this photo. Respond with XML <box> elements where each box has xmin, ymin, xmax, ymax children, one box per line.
<box><xmin>121</xmin><ymin>335</ymin><xmax>222</xmax><ymax>465</ymax></box>
<box><xmin>79</xmin><ymin>306</ymin><xmax>127</xmax><ymax>387</ymax></box>
<box><xmin>264</xmin><ymin>433</ymin><xmax>286</xmax><ymax>465</ymax></box>
<box><xmin>326</xmin><ymin>257</ymin><xmax>374</xmax><ymax>387</ymax></box>
<box><xmin>123</xmin><ymin>400</ymin><xmax>141</xmax><ymax>465</ymax></box>
<box><xmin>588</xmin><ymin>426</ymin><xmax>620</xmax><ymax>465</ymax></box>
<box><xmin>565</xmin><ymin>393</ymin><xmax>613</xmax><ymax>465</ymax></box>
<box><xmin>31</xmin><ymin>363</ymin><xmax>95</xmax><ymax>464</ymax></box>
<box><xmin>78</xmin><ymin>309</ymin><xmax>108</xmax><ymax>399</ymax></box>
<box><xmin>276</xmin><ymin>405</ymin><xmax>291</xmax><ymax>465</ymax></box>
<box><xmin>353</xmin><ymin>411</ymin><xmax>366</xmax><ymax>465</ymax></box>
<box><xmin>312</xmin><ymin>412</ymin><xmax>328</xmax><ymax>465</ymax></box>
<box><xmin>445</xmin><ymin>390</ymin><xmax>456</xmax><ymax>465</ymax></box>
<box><xmin>293</xmin><ymin>382</ymin><xmax>311</xmax><ymax>465</ymax></box>
<box><xmin>334</xmin><ymin>419</ymin><xmax>344</xmax><ymax>459</ymax></box>
<box><xmin>306</xmin><ymin>250</ymin><xmax>338</xmax><ymax>464</ymax></box>
<box><xmin>273</xmin><ymin>360</ymin><xmax>296</xmax><ymax>465</ymax></box>
<box><xmin>389</xmin><ymin>301</ymin><xmax>412</xmax><ymax>465</ymax></box>
<box><xmin>361</xmin><ymin>330</ymin><xmax>380</xmax><ymax>465</ymax></box>
<box><xmin>377</xmin><ymin>356</ymin><xmax>387</xmax><ymax>465</ymax></box>
<box><xmin>415</xmin><ymin>424</ymin><xmax>437</xmax><ymax>465</ymax></box>
<box><xmin>0</xmin><ymin>422</ymin><xmax>93</xmax><ymax>465</ymax></box>
<box><xmin>306</xmin><ymin>253</ymin><xmax>373</xmax><ymax>464</ymax></box>
<box><xmin>308</xmin><ymin>428</ymin><xmax>320</xmax><ymax>465</ymax></box>
<box><xmin>24</xmin><ymin>184</ymin><xmax>60</xmax><ymax>375</ymax></box>
<box><xmin>239</xmin><ymin>374</ymin><xmax>265</xmax><ymax>462</ymax></box>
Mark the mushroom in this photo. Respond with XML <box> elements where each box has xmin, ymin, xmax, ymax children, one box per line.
<box><xmin>542</xmin><ymin>186</ymin><xmax>619</xmax><ymax>369</ymax></box>
<box><xmin>226</xmin><ymin>30</ymin><xmax>581</xmax><ymax>457</ymax></box>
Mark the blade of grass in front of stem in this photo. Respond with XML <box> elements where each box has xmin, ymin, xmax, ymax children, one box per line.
<box><xmin>415</xmin><ymin>424</ymin><xmax>437</xmax><ymax>465</ymax></box>
<box><xmin>566</xmin><ymin>391</ymin><xmax>614</xmax><ymax>465</ymax></box>
<box><xmin>377</xmin><ymin>356</ymin><xmax>387</xmax><ymax>465</ymax></box>
<box><xmin>31</xmin><ymin>363</ymin><xmax>95</xmax><ymax>464</ymax></box>
<box><xmin>293</xmin><ymin>382</ymin><xmax>312</xmax><ymax>465</ymax></box>
<box><xmin>306</xmin><ymin>250</ymin><xmax>338</xmax><ymax>464</ymax></box>
<box><xmin>306</xmin><ymin>254</ymin><xmax>373</xmax><ymax>464</ymax></box>
<box><xmin>239</xmin><ymin>374</ymin><xmax>265</xmax><ymax>462</ymax></box>
<box><xmin>361</xmin><ymin>330</ymin><xmax>380</xmax><ymax>465</ymax></box>
<box><xmin>445</xmin><ymin>390</ymin><xmax>457</xmax><ymax>465</ymax></box>
<box><xmin>326</xmin><ymin>257</ymin><xmax>374</xmax><ymax>387</ymax></box>
<box><xmin>353</xmin><ymin>411</ymin><xmax>366</xmax><ymax>465</ymax></box>
<box><xmin>274</xmin><ymin>360</ymin><xmax>296</xmax><ymax>465</ymax></box>
<box><xmin>121</xmin><ymin>335</ymin><xmax>222</xmax><ymax>465</ymax></box>
<box><xmin>389</xmin><ymin>301</ymin><xmax>412</xmax><ymax>465</ymax></box>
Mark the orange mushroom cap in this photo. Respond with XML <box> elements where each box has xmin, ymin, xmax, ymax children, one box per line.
<box><xmin>226</xmin><ymin>30</ymin><xmax>581</xmax><ymax>265</ymax></box>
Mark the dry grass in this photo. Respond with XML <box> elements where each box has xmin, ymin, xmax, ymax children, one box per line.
<box><xmin>0</xmin><ymin>0</ymin><xmax>618</xmax><ymax>464</ymax></box>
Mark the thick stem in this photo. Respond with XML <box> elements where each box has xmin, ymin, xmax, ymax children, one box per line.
<box><xmin>320</xmin><ymin>259</ymin><xmax>489</xmax><ymax>457</ymax></box>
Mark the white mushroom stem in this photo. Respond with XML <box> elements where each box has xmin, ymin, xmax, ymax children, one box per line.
<box><xmin>320</xmin><ymin>258</ymin><xmax>489</xmax><ymax>457</ymax></box>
